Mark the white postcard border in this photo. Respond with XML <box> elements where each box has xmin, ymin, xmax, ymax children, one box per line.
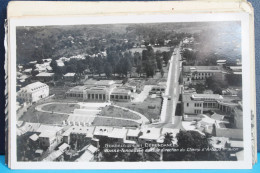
<box><xmin>9</xmin><ymin>13</ymin><xmax>252</xmax><ymax>169</ymax></box>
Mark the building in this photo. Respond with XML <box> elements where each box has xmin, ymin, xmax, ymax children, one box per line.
<box><xmin>36</xmin><ymin>72</ymin><xmax>54</xmax><ymax>82</ymax></box>
<box><xmin>182</xmin><ymin>93</ymin><xmax>241</xmax><ymax>115</ymax></box>
<box><xmin>108</xmin><ymin>128</ymin><xmax>128</xmax><ymax>143</ymax></box>
<box><xmin>216</xmin><ymin>60</ymin><xmax>227</xmax><ymax>66</ymax></box>
<box><xmin>17</xmin><ymin>82</ymin><xmax>49</xmax><ymax>103</ymax></box>
<box><xmin>110</xmin><ymin>88</ymin><xmax>132</xmax><ymax>102</ymax></box>
<box><xmin>63</xmin><ymin>73</ymin><xmax>76</xmax><ymax>81</ymax></box>
<box><xmin>139</xmin><ymin>128</ymin><xmax>162</xmax><ymax>144</ymax></box>
<box><xmin>66</xmin><ymin>86</ymin><xmax>88</xmax><ymax>100</ymax></box>
<box><xmin>215</xmin><ymin>122</ymin><xmax>243</xmax><ymax>140</ymax></box>
<box><xmin>75</xmin><ymin>145</ymin><xmax>98</xmax><ymax>162</ymax></box>
<box><xmin>149</xmin><ymin>85</ymin><xmax>166</xmax><ymax>95</ymax></box>
<box><xmin>93</xmin><ymin>126</ymin><xmax>114</xmax><ymax>139</ymax></box>
<box><xmin>86</xmin><ymin>86</ymin><xmax>109</xmax><ymax>101</ymax></box>
<box><xmin>37</xmin><ymin>125</ymin><xmax>64</xmax><ymax>149</ymax></box>
<box><xmin>182</xmin><ymin>93</ymin><xmax>223</xmax><ymax>114</ymax></box>
<box><xmin>232</xmin><ymin>104</ymin><xmax>243</xmax><ymax>129</ymax></box>
<box><xmin>126</xmin><ymin>129</ymin><xmax>141</xmax><ymax>142</ymax></box>
<box><xmin>182</xmin><ymin>66</ymin><xmax>226</xmax><ymax>86</ymax></box>
<box><xmin>62</xmin><ymin>126</ymin><xmax>95</xmax><ymax>144</ymax></box>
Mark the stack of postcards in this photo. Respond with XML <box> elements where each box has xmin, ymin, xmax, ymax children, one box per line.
<box><xmin>5</xmin><ymin>0</ymin><xmax>257</xmax><ymax>170</ymax></box>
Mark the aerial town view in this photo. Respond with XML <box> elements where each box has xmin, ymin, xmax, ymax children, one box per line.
<box><xmin>16</xmin><ymin>21</ymin><xmax>244</xmax><ymax>162</ymax></box>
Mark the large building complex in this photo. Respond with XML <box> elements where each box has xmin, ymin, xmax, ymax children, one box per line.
<box><xmin>182</xmin><ymin>93</ymin><xmax>240</xmax><ymax>115</ymax></box>
<box><xmin>182</xmin><ymin>66</ymin><xmax>226</xmax><ymax>86</ymax></box>
<box><xmin>17</xmin><ymin>81</ymin><xmax>49</xmax><ymax>103</ymax></box>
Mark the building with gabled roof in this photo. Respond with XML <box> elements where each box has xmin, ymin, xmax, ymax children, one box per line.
<box><xmin>17</xmin><ymin>82</ymin><xmax>49</xmax><ymax>103</ymax></box>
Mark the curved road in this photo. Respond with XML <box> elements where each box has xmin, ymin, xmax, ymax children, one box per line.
<box><xmin>35</xmin><ymin>102</ymin><xmax>149</xmax><ymax>124</ymax></box>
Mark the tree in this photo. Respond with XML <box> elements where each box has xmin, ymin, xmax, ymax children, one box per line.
<box><xmin>162</xmin><ymin>51</ymin><xmax>171</xmax><ymax>65</ymax></box>
<box><xmin>205</xmin><ymin>75</ymin><xmax>228</xmax><ymax>94</ymax></box>
<box><xmin>163</xmin><ymin>132</ymin><xmax>173</xmax><ymax>144</ymax></box>
<box><xmin>104</xmin><ymin>62</ymin><xmax>113</xmax><ymax>78</ymax></box>
<box><xmin>50</xmin><ymin>60</ymin><xmax>58</xmax><ymax>73</ymax></box>
<box><xmin>163</xmin><ymin>130</ymin><xmax>231</xmax><ymax>161</ymax></box>
<box><xmin>226</xmin><ymin>73</ymin><xmax>242</xmax><ymax>86</ymax></box>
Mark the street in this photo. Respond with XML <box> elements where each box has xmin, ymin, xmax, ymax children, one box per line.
<box><xmin>151</xmin><ymin>44</ymin><xmax>183</xmax><ymax>129</ymax></box>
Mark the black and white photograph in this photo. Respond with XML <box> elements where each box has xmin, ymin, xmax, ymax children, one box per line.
<box><xmin>8</xmin><ymin>12</ymin><xmax>253</xmax><ymax>169</ymax></box>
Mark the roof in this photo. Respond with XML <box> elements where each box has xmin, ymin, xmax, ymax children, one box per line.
<box><xmin>211</xmin><ymin>113</ymin><xmax>225</xmax><ymax>121</ymax></box>
<box><xmin>36</xmin><ymin>72</ymin><xmax>54</xmax><ymax>77</ymax></box>
<box><xmin>191</xmin><ymin>94</ymin><xmax>223</xmax><ymax>101</ymax></box>
<box><xmin>16</xmin><ymin>122</ymin><xmax>41</xmax><ymax>136</ymax></box>
<box><xmin>75</xmin><ymin>150</ymin><xmax>94</xmax><ymax>162</ymax></box>
<box><xmin>210</xmin><ymin>137</ymin><xmax>229</xmax><ymax>149</ymax></box>
<box><xmin>58</xmin><ymin>143</ymin><xmax>70</xmax><ymax>152</ymax></box>
<box><xmin>87</xmin><ymin>86</ymin><xmax>108</xmax><ymax>92</ymax></box>
<box><xmin>36</xmin><ymin>125</ymin><xmax>63</xmax><ymax>133</ymax></box>
<box><xmin>84</xmin><ymin>80</ymin><xmax>115</xmax><ymax>86</ymax></box>
<box><xmin>87</xmin><ymin>145</ymin><xmax>98</xmax><ymax>154</ymax></box>
<box><xmin>67</xmin><ymin>86</ymin><xmax>88</xmax><ymax>92</ymax></box>
<box><xmin>43</xmin><ymin>150</ymin><xmax>63</xmax><ymax>161</ymax></box>
<box><xmin>63</xmin><ymin>126</ymin><xmax>95</xmax><ymax>138</ymax></box>
<box><xmin>111</xmin><ymin>88</ymin><xmax>131</xmax><ymax>95</ymax></box>
<box><xmin>183</xmin><ymin>66</ymin><xmax>222</xmax><ymax>73</ymax></box>
<box><xmin>161</xmin><ymin>128</ymin><xmax>179</xmax><ymax>137</ymax></box>
<box><xmin>230</xmin><ymin>140</ymin><xmax>243</xmax><ymax>148</ymax></box>
<box><xmin>39</xmin><ymin>131</ymin><xmax>56</xmax><ymax>138</ymax></box>
<box><xmin>24</xmin><ymin>68</ymin><xmax>32</xmax><ymax>73</ymax></box>
<box><xmin>64</xmin><ymin>73</ymin><xmax>76</xmax><ymax>77</ymax></box>
<box><xmin>108</xmin><ymin>128</ymin><xmax>128</xmax><ymax>139</ymax></box>
<box><xmin>216</xmin><ymin>60</ymin><xmax>227</xmax><ymax>63</ymax></box>
<box><xmin>93</xmin><ymin>126</ymin><xmax>113</xmax><ymax>136</ymax></box>
<box><xmin>18</xmin><ymin>82</ymin><xmax>48</xmax><ymax>93</ymax></box>
<box><xmin>29</xmin><ymin>134</ymin><xmax>39</xmax><ymax>141</ymax></box>
<box><xmin>139</xmin><ymin>128</ymin><xmax>161</xmax><ymax>140</ymax></box>
<box><xmin>127</xmin><ymin>129</ymin><xmax>141</xmax><ymax>137</ymax></box>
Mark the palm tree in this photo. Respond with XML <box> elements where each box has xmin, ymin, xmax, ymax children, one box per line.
<box><xmin>163</xmin><ymin>132</ymin><xmax>173</xmax><ymax>144</ymax></box>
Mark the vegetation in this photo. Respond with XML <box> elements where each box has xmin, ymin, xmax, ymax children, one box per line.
<box><xmin>163</xmin><ymin>130</ymin><xmax>231</xmax><ymax>161</ymax></box>
<box><xmin>100</xmin><ymin>106</ymin><xmax>141</xmax><ymax>120</ymax></box>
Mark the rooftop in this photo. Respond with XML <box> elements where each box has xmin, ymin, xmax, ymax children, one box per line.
<box><xmin>18</xmin><ymin>82</ymin><xmax>48</xmax><ymax>93</ymax></box>
<box><xmin>127</xmin><ymin>129</ymin><xmax>141</xmax><ymax>137</ymax></box>
<box><xmin>36</xmin><ymin>125</ymin><xmax>64</xmax><ymax>133</ymax></box>
<box><xmin>43</xmin><ymin>150</ymin><xmax>63</xmax><ymax>161</ymax></box>
<box><xmin>36</xmin><ymin>72</ymin><xmax>54</xmax><ymax>77</ymax></box>
<box><xmin>182</xmin><ymin>93</ymin><xmax>223</xmax><ymax>102</ymax></box>
<box><xmin>75</xmin><ymin>150</ymin><xmax>93</xmax><ymax>162</ymax></box>
<box><xmin>108</xmin><ymin>128</ymin><xmax>128</xmax><ymax>139</ymax></box>
<box><xmin>87</xmin><ymin>145</ymin><xmax>98</xmax><ymax>154</ymax></box>
<box><xmin>58</xmin><ymin>143</ymin><xmax>70</xmax><ymax>152</ymax></box>
<box><xmin>183</xmin><ymin>66</ymin><xmax>222</xmax><ymax>73</ymax></box>
<box><xmin>93</xmin><ymin>126</ymin><xmax>113</xmax><ymax>136</ymax></box>
<box><xmin>111</xmin><ymin>88</ymin><xmax>131</xmax><ymax>95</ymax></box>
<box><xmin>67</xmin><ymin>86</ymin><xmax>88</xmax><ymax>92</ymax></box>
<box><xmin>139</xmin><ymin>128</ymin><xmax>161</xmax><ymax>140</ymax></box>
<box><xmin>64</xmin><ymin>73</ymin><xmax>76</xmax><ymax>77</ymax></box>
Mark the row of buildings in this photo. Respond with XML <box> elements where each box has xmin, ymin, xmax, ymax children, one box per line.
<box><xmin>180</xmin><ymin>62</ymin><xmax>243</xmax><ymax>140</ymax></box>
<box><xmin>18</xmin><ymin>122</ymin><xmax>179</xmax><ymax>153</ymax></box>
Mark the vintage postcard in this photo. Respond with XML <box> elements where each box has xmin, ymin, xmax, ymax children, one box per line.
<box><xmin>6</xmin><ymin>1</ymin><xmax>255</xmax><ymax>169</ymax></box>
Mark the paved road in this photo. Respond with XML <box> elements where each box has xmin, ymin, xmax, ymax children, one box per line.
<box><xmin>151</xmin><ymin>45</ymin><xmax>182</xmax><ymax>129</ymax></box>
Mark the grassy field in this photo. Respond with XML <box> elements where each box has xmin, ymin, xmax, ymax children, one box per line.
<box><xmin>92</xmin><ymin>117</ymin><xmax>139</xmax><ymax>127</ymax></box>
<box><xmin>116</xmin><ymin>97</ymin><xmax>162</xmax><ymax>121</ymax></box>
<box><xmin>41</xmin><ymin>103</ymin><xmax>80</xmax><ymax>114</ymax></box>
<box><xmin>100</xmin><ymin>106</ymin><xmax>141</xmax><ymax>120</ymax></box>
<box><xmin>19</xmin><ymin>105</ymin><xmax>69</xmax><ymax>124</ymax></box>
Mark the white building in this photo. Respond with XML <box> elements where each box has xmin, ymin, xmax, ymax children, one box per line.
<box><xmin>110</xmin><ymin>88</ymin><xmax>132</xmax><ymax>102</ymax></box>
<box><xmin>182</xmin><ymin>66</ymin><xmax>226</xmax><ymax>86</ymax></box>
<box><xmin>17</xmin><ymin>82</ymin><xmax>49</xmax><ymax>103</ymax></box>
<box><xmin>63</xmin><ymin>73</ymin><xmax>76</xmax><ymax>81</ymax></box>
